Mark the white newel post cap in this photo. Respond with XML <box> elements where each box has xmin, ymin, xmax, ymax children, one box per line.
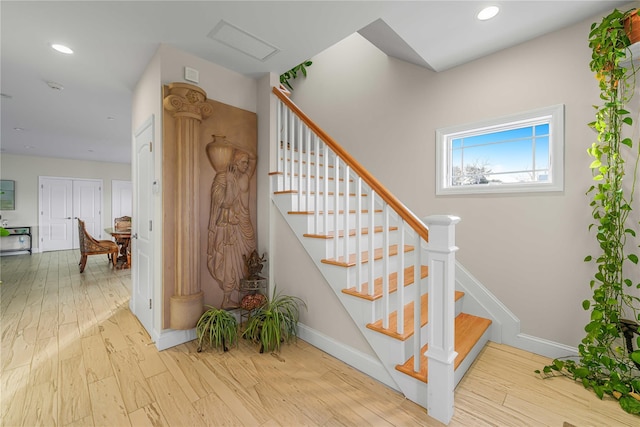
<box><xmin>422</xmin><ymin>215</ymin><xmax>460</xmax><ymax>252</ymax></box>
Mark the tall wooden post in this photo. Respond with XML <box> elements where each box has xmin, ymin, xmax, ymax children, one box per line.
<box><xmin>163</xmin><ymin>82</ymin><xmax>212</xmax><ymax>329</ymax></box>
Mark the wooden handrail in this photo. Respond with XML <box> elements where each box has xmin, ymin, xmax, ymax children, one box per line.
<box><xmin>272</xmin><ymin>86</ymin><xmax>428</xmax><ymax>242</ymax></box>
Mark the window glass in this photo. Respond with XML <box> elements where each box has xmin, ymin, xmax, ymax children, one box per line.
<box><xmin>436</xmin><ymin>105</ymin><xmax>564</xmax><ymax>195</ymax></box>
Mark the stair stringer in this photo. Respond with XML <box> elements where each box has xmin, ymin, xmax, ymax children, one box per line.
<box><xmin>272</xmin><ymin>191</ymin><xmax>491</xmax><ymax>409</ymax></box>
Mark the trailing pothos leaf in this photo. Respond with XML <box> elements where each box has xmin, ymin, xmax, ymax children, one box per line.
<box><xmin>280</xmin><ymin>60</ymin><xmax>313</xmax><ymax>91</ymax></box>
<box><xmin>537</xmin><ymin>8</ymin><xmax>640</xmax><ymax>416</ymax></box>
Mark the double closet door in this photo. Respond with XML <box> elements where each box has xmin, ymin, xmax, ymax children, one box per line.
<box><xmin>39</xmin><ymin>177</ymin><xmax>103</xmax><ymax>252</ymax></box>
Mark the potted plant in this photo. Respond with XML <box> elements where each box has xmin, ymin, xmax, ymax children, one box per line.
<box><xmin>280</xmin><ymin>60</ymin><xmax>313</xmax><ymax>91</ymax></box>
<box><xmin>242</xmin><ymin>288</ymin><xmax>307</xmax><ymax>353</ymax></box>
<box><xmin>195</xmin><ymin>305</ymin><xmax>238</xmax><ymax>352</ymax></box>
<box><xmin>537</xmin><ymin>8</ymin><xmax>640</xmax><ymax>416</ymax></box>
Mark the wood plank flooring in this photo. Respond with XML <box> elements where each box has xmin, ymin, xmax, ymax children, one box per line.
<box><xmin>1</xmin><ymin>250</ymin><xmax>638</xmax><ymax>426</ymax></box>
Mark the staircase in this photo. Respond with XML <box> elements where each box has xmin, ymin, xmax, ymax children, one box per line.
<box><xmin>270</xmin><ymin>86</ymin><xmax>492</xmax><ymax>425</ymax></box>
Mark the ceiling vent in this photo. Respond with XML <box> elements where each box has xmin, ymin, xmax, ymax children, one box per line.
<box><xmin>207</xmin><ymin>20</ymin><xmax>279</xmax><ymax>62</ymax></box>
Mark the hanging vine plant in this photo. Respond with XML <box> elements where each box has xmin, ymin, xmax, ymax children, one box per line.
<box><xmin>536</xmin><ymin>8</ymin><xmax>640</xmax><ymax>415</ymax></box>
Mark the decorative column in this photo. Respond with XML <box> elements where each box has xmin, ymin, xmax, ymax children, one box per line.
<box><xmin>163</xmin><ymin>82</ymin><xmax>213</xmax><ymax>330</ymax></box>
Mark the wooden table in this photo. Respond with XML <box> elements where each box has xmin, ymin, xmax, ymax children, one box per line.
<box><xmin>105</xmin><ymin>227</ymin><xmax>131</xmax><ymax>269</ymax></box>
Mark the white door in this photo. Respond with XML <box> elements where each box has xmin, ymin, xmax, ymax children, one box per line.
<box><xmin>132</xmin><ymin>116</ymin><xmax>154</xmax><ymax>334</ymax></box>
<box><xmin>39</xmin><ymin>177</ymin><xmax>103</xmax><ymax>252</ymax></box>
<box><xmin>73</xmin><ymin>180</ymin><xmax>103</xmax><ymax>245</ymax></box>
<box><xmin>40</xmin><ymin>178</ymin><xmax>73</xmax><ymax>251</ymax></box>
<box><xmin>112</xmin><ymin>180</ymin><xmax>132</xmax><ymax>222</ymax></box>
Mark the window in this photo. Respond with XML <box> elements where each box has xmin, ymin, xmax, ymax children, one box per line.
<box><xmin>436</xmin><ymin>104</ymin><xmax>564</xmax><ymax>195</ymax></box>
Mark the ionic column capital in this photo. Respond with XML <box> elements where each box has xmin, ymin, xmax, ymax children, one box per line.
<box><xmin>163</xmin><ymin>82</ymin><xmax>212</xmax><ymax>121</ymax></box>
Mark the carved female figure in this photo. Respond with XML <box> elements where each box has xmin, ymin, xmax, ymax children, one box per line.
<box><xmin>207</xmin><ymin>147</ymin><xmax>256</xmax><ymax>308</ymax></box>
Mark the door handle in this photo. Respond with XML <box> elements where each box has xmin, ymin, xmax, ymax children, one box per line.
<box><xmin>132</xmin><ymin>233</ymin><xmax>138</xmax><ymax>239</ymax></box>
<box><xmin>66</xmin><ymin>217</ymin><xmax>72</xmax><ymax>219</ymax></box>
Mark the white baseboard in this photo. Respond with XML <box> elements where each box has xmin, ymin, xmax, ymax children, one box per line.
<box><xmin>511</xmin><ymin>333</ymin><xmax>578</xmax><ymax>359</ymax></box>
<box><xmin>297</xmin><ymin>323</ymin><xmax>400</xmax><ymax>391</ymax></box>
<box><xmin>154</xmin><ymin>328</ymin><xmax>196</xmax><ymax>351</ymax></box>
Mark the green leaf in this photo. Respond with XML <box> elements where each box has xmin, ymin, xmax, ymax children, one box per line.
<box><xmin>620</xmin><ymin>395</ymin><xmax>640</xmax><ymax>414</ymax></box>
<box><xmin>621</xmin><ymin>138</ymin><xmax>633</xmax><ymax>148</ymax></box>
<box><xmin>628</xmin><ymin>254</ymin><xmax>638</xmax><ymax>264</ymax></box>
<box><xmin>573</xmin><ymin>367</ymin><xmax>589</xmax><ymax>378</ymax></box>
<box><xmin>590</xmin><ymin>159</ymin><xmax>602</xmax><ymax>169</ymax></box>
<box><xmin>582</xmin><ymin>300</ymin><xmax>591</xmax><ymax>310</ymax></box>
<box><xmin>584</xmin><ymin>255</ymin><xmax>593</xmax><ymax>262</ymax></box>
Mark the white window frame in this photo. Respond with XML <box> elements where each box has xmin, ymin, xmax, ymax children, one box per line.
<box><xmin>435</xmin><ymin>104</ymin><xmax>564</xmax><ymax>195</ymax></box>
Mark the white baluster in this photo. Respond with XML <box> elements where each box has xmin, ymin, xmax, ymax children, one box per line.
<box><xmin>368</xmin><ymin>191</ymin><xmax>375</xmax><ymax>301</ymax></box>
<box><xmin>333</xmin><ymin>155</ymin><xmax>340</xmax><ymax>261</ymax></box>
<box><xmin>288</xmin><ymin>109</ymin><xmax>295</xmax><ymax>192</ymax></box>
<box><xmin>355</xmin><ymin>177</ymin><xmax>362</xmax><ymax>294</ymax></box>
<box><xmin>314</xmin><ymin>135</ymin><xmax>320</xmax><ymax>234</ymax></box>
<box><xmin>343</xmin><ymin>165</ymin><xmax>350</xmax><ymax>284</ymax></box>
<box><xmin>277</xmin><ymin>101</ymin><xmax>283</xmax><ymax>185</ymax></box>
<box><xmin>413</xmin><ymin>233</ymin><xmax>421</xmax><ymax>373</ymax></box>
<box><xmin>305</xmin><ymin>127</ymin><xmax>311</xmax><ymax>215</ymax></box>
<box><xmin>397</xmin><ymin>220</ymin><xmax>405</xmax><ymax>335</ymax></box>
<box><xmin>297</xmin><ymin>118</ymin><xmax>304</xmax><ymax>208</ymax></box>
<box><xmin>283</xmin><ymin>107</ymin><xmax>289</xmax><ymax>191</ymax></box>
<box><xmin>323</xmin><ymin>145</ymin><xmax>329</xmax><ymax>235</ymax></box>
<box><xmin>382</xmin><ymin>203</ymin><xmax>390</xmax><ymax>330</ymax></box>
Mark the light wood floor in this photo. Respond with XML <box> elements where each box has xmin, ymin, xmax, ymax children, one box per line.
<box><xmin>1</xmin><ymin>250</ymin><xmax>638</xmax><ymax>426</ymax></box>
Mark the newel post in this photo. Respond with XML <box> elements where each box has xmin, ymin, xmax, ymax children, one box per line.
<box><xmin>423</xmin><ymin>214</ymin><xmax>460</xmax><ymax>425</ymax></box>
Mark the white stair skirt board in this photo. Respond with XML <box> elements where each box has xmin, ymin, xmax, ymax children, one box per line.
<box><xmin>454</xmin><ymin>262</ymin><xmax>578</xmax><ymax>359</ymax></box>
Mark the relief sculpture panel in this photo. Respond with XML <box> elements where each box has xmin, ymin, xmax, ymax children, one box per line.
<box><xmin>162</xmin><ymin>83</ymin><xmax>257</xmax><ymax>328</ymax></box>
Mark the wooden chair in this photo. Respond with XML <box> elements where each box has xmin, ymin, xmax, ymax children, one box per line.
<box><xmin>77</xmin><ymin>218</ymin><xmax>118</xmax><ymax>273</ymax></box>
<box><xmin>114</xmin><ymin>215</ymin><xmax>131</xmax><ymax>231</ymax></box>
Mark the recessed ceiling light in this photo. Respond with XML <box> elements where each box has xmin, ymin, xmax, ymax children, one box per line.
<box><xmin>45</xmin><ymin>80</ymin><xmax>64</xmax><ymax>91</ymax></box>
<box><xmin>51</xmin><ymin>43</ymin><xmax>73</xmax><ymax>54</ymax></box>
<box><xmin>477</xmin><ymin>6</ymin><xmax>500</xmax><ymax>21</ymax></box>
<box><xmin>13</xmin><ymin>127</ymin><xmax>24</xmax><ymax>131</ymax></box>
<box><xmin>107</xmin><ymin>116</ymin><xmax>116</xmax><ymax>121</ymax></box>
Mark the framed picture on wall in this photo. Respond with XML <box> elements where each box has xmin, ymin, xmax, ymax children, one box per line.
<box><xmin>0</xmin><ymin>180</ymin><xmax>15</xmax><ymax>210</ymax></box>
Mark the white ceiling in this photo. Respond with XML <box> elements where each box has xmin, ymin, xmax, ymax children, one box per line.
<box><xmin>0</xmin><ymin>0</ymin><xmax>629</xmax><ymax>164</ymax></box>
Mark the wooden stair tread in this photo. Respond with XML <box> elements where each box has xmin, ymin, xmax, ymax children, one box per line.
<box><xmin>304</xmin><ymin>226</ymin><xmax>397</xmax><ymax>239</ymax></box>
<box><xmin>395</xmin><ymin>313</ymin><xmax>493</xmax><ymax>383</ymax></box>
<box><xmin>366</xmin><ymin>291</ymin><xmax>465</xmax><ymax>340</ymax></box>
<box><xmin>321</xmin><ymin>244</ymin><xmax>414</xmax><ymax>267</ymax></box>
<box><xmin>341</xmin><ymin>265</ymin><xmax>428</xmax><ymax>301</ymax></box>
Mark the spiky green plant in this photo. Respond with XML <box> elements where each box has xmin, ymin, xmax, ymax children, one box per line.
<box><xmin>196</xmin><ymin>306</ymin><xmax>238</xmax><ymax>352</ymax></box>
<box><xmin>242</xmin><ymin>288</ymin><xmax>306</xmax><ymax>353</ymax></box>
